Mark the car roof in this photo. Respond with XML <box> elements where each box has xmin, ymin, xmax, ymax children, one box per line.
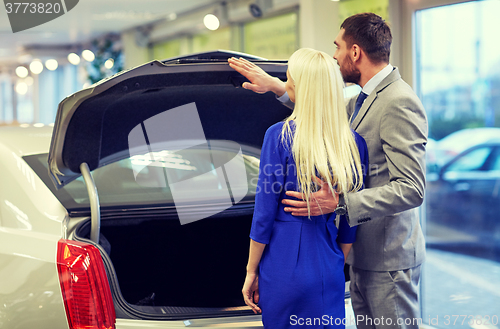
<box><xmin>438</xmin><ymin>127</ymin><xmax>500</xmax><ymax>151</ymax></box>
<box><xmin>0</xmin><ymin>125</ymin><xmax>52</xmax><ymax>156</ymax></box>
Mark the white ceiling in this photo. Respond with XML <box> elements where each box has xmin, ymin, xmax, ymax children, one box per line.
<box><xmin>0</xmin><ymin>0</ymin><xmax>220</xmax><ymax>67</ymax></box>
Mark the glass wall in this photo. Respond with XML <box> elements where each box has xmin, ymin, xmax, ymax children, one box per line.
<box><xmin>244</xmin><ymin>12</ymin><xmax>297</xmax><ymax>60</ymax></box>
<box><xmin>152</xmin><ymin>39</ymin><xmax>184</xmax><ymax>61</ymax></box>
<box><xmin>36</xmin><ymin>65</ymin><xmax>80</xmax><ymax>124</ymax></box>
<box><xmin>338</xmin><ymin>0</ymin><xmax>388</xmax><ymax>22</ymax></box>
<box><xmin>1</xmin><ymin>64</ymin><xmax>80</xmax><ymax>125</ymax></box>
<box><xmin>416</xmin><ymin>1</ymin><xmax>500</xmax><ymax>327</ymax></box>
<box><xmin>16</xmin><ymin>81</ymin><xmax>34</xmax><ymax>123</ymax></box>
<box><xmin>192</xmin><ymin>27</ymin><xmax>232</xmax><ymax>53</ymax></box>
<box><xmin>150</xmin><ymin>11</ymin><xmax>299</xmax><ymax>61</ymax></box>
<box><xmin>0</xmin><ymin>78</ymin><xmax>14</xmax><ymax>123</ymax></box>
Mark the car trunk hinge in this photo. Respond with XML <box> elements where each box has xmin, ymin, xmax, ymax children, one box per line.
<box><xmin>80</xmin><ymin>163</ymin><xmax>100</xmax><ymax>244</ymax></box>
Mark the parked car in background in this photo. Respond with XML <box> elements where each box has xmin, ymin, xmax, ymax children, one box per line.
<box><xmin>0</xmin><ymin>51</ymin><xmax>297</xmax><ymax>329</ymax></box>
<box><xmin>425</xmin><ymin>137</ymin><xmax>438</xmax><ymax>173</ymax></box>
<box><xmin>428</xmin><ymin>127</ymin><xmax>500</xmax><ymax>170</ymax></box>
<box><xmin>426</xmin><ymin>140</ymin><xmax>500</xmax><ymax>261</ymax></box>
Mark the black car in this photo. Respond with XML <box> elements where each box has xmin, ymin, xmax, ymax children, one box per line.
<box><xmin>426</xmin><ymin>140</ymin><xmax>500</xmax><ymax>261</ymax></box>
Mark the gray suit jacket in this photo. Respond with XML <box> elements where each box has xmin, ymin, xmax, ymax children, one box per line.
<box><xmin>280</xmin><ymin>67</ymin><xmax>427</xmax><ymax>271</ymax></box>
<box><xmin>345</xmin><ymin>67</ymin><xmax>427</xmax><ymax>271</ymax></box>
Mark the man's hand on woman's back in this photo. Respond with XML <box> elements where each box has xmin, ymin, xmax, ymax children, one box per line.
<box><xmin>282</xmin><ymin>176</ymin><xmax>339</xmax><ymax>217</ymax></box>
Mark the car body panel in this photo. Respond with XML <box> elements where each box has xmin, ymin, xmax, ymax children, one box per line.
<box><xmin>0</xmin><ymin>229</ymin><xmax>68</xmax><ymax>329</ymax></box>
<box><xmin>0</xmin><ymin>127</ymin><xmax>69</xmax><ymax>329</ymax></box>
<box><xmin>0</xmin><ymin>127</ymin><xmax>67</xmax><ymax>233</ymax></box>
<box><xmin>426</xmin><ymin>142</ymin><xmax>500</xmax><ymax>259</ymax></box>
<box><xmin>115</xmin><ymin>315</ymin><xmax>263</xmax><ymax>328</ymax></box>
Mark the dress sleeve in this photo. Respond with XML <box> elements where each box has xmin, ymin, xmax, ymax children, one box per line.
<box><xmin>336</xmin><ymin>132</ymin><xmax>369</xmax><ymax>242</ymax></box>
<box><xmin>249</xmin><ymin>124</ymin><xmax>286</xmax><ymax>245</ymax></box>
<box><xmin>337</xmin><ymin>214</ymin><xmax>357</xmax><ymax>243</ymax></box>
<box><xmin>355</xmin><ymin>131</ymin><xmax>369</xmax><ymax>190</ymax></box>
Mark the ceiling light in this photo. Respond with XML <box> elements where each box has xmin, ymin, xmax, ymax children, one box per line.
<box><xmin>33</xmin><ymin>123</ymin><xmax>45</xmax><ymax>127</ymax></box>
<box><xmin>168</xmin><ymin>13</ymin><xmax>177</xmax><ymax>21</ymax></box>
<box><xmin>68</xmin><ymin>53</ymin><xmax>81</xmax><ymax>65</ymax></box>
<box><xmin>45</xmin><ymin>59</ymin><xmax>58</xmax><ymax>71</ymax></box>
<box><xmin>204</xmin><ymin>14</ymin><xmax>220</xmax><ymax>31</ymax></box>
<box><xmin>104</xmin><ymin>58</ymin><xmax>114</xmax><ymax>69</ymax></box>
<box><xmin>82</xmin><ymin>50</ymin><xmax>95</xmax><ymax>62</ymax></box>
<box><xmin>16</xmin><ymin>66</ymin><xmax>29</xmax><ymax>78</ymax></box>
<box><xmin>16</xmin><ymin>82</ymin><xmax>28</xmax><ymax>95</ymax></box>
<box><xmin>25</xmin><ymin>76</ymin><xmax>34</xmax><ymax>86</ymax></box>
<box><xmin>29</xmin><ymin>60</ymin><xmax>44</xmax><ymax>75</ymax></box>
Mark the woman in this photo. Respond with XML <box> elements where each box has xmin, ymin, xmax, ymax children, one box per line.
<box><xmin>242</xmin><ymin>48</ymin><xmax>369</xmax><ymax>328</ymax></box>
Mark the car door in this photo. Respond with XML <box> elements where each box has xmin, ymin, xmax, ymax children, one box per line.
<box><xmin>436</xmin><ymin>144</ymin><xmax>500</xmax><ymax>246</ymax></box>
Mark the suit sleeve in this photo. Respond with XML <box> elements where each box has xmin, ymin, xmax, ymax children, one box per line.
<box><xmin>276</xmin><ymin>92</ymin><xmax>295</xmax><ymax>110</ymax></box>
<box><xmin>345</xmin><ymin>93</ymin><xmax>427</xmax><ymax>225</ymax></box>
<box><xmin>336</xmin><ymin>132</ymin><xmax>367</xmax><ymax>239</ymax></box>
<box><xmin>249</xmin><ymin>125</ymin><xmax>286</xmax><ymax>244</ymax></box>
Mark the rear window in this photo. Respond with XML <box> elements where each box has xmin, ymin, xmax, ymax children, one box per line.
<box><xmin>25</xmin><ymin>140</ymin><xmax>260</xmax><ymax>212</ymax></box>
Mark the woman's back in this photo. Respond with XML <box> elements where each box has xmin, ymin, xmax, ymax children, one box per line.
<box><xmin>249</xmin><ymin>121</ymin><xmax>368</xmax><ymax>328</ymax></box>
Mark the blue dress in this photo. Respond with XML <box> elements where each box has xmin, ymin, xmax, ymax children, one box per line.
<box><xmin>250</xmin><ymin>122</ymin><xmax>369</xmax><ymax>329</ymax></box>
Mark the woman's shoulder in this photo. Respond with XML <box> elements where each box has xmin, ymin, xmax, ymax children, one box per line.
<box><xmin>266</xmin><ymin>121</ymin><xmax>286</xmax><ymax>135</ymax></box>
<box><xmin>264</xmin><ymin>121</ymin><xmax>287</xmax><ymax>143</ymax></box>
<box><xmin>264</xmin><ymin>121</ymin><xmax>292</xmax><ymax>152</ymax></box>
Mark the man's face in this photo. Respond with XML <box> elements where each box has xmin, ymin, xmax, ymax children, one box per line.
<box><xmin>333</xmin><ymin>29</ymin><xmax>361</xmax><ymax>85</ymax></box>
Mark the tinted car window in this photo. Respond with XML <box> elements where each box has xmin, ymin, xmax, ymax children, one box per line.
<box><xmin>445</xmin><ymin>147</ymin><xmax>492</xmax><ymax>172</ymax></box>
<box><xmin>492</xmin><ymin>148</ymin><xmax>500</xmax><ymax>170</ymax></box>
<box><xmin>25</xmin><ymin>141</ymin><xmax>260</xmax><ymax>211</ymax></box>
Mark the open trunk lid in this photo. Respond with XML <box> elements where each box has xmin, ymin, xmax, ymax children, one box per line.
<box><xmin>48</xmin><ymin>50</ymin><xmax>288</xmax><ymax>189</ymax></box>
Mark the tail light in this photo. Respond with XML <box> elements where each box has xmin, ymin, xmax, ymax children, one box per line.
<box><xmin>57</xmin><ymin>239</ymin><xmax>116</xmax><ymax>329</ymax></box>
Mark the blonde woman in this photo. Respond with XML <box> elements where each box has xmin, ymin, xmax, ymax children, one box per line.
<box><xmin>242</xmin><ymin>48</ymin><xmax>369</xmax><ymax>328</ymax></box>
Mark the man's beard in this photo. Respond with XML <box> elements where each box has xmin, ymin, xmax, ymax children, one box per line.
<box><xmin>340</xmin><ymin>55</ymin><xmax>361</xmax><ymax>85</ymax></box>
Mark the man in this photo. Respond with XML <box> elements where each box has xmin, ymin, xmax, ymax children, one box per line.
<box><xmin>228</xmin><ymin>13</ymin><xmax>427</xmax><ymax>329</ymax></box>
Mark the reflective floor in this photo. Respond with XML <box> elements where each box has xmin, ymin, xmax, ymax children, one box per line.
<box><xmin>422</xmin><ymin>249</ymin><xmax>500</xmax><ymax>329</ymax></box>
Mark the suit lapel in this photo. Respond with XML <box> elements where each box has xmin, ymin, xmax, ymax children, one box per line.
<box><xmin>350</xmin><ymin>67</ymin><xmax>402</xmax><ymax>130</ymax></box>
<box><xmin>351</xmin><ymin>93</ymin><xmax>376</xmax><ymax>130</ymax></box>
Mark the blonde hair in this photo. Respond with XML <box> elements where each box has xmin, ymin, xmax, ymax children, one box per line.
<box><xmin>281</xmin><ymin>48</ymin><xmax>363</xmax><ymax>216</ymax></box>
